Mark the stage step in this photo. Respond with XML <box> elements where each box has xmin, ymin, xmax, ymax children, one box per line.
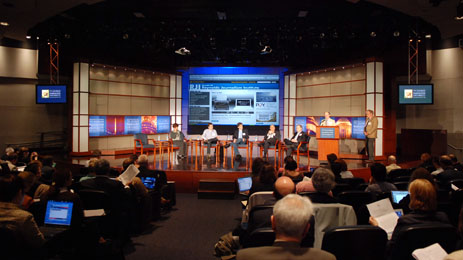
<box><xmin>197</xmin><ymin>178</ymin><xmax>236</xmax><ymax>199</ymax></box>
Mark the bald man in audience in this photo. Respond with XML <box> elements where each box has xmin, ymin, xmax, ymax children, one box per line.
<box><xmin>237</xmin><ymin>194</ymin><xmax>335</xmax><ymax>260</ymax></box>
<box><xmin>386</xmin><ymin>155</ymin><xmax>401</xmax><ymax>174</ymax></box>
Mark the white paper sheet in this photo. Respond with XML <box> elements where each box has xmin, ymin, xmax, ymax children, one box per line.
<box><xmin>84</xmin><ymin>209</ymin><xmax>106</xmax><ymax>217</ymax></box>
<box><xmin>367</xmin><ymin>198</ymin><xmax>399</xmax><ymax>239</ymax></box>
<box><xmin>412</xmin><ymin>243</ymin><xmax>448</xmax><ymax>260</ymax></box>
<box><xmin>119</xmin><ymin>164</ymin><xmax>140</xmax><ymax>186</ymax></box>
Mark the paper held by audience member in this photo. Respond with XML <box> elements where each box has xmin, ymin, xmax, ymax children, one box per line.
<box><xmin>412</xmin><ymin>243</ymin><xmax>448</xmax><ymax>260</ymax></box>
<box><xmin>119</xmin><ymin>164</ymin><xmax>140</xmax><ymax>186</ymax></box>
<box><xmin>84</xmin><ymin>209</ymin><xmax>106</xmax><ymax>217</ymax></box>
<box><xmin>367</xmin><ymin>198</ymin><xmax>399</xmax><ymax>239</ymax></box>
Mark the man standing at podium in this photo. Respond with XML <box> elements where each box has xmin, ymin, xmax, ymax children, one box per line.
<box><xmin>364</xmin><ymin>109</ymin><xmax>378</xmax><ymax>161</ymax></box>
<box><xmin>320</xmin><ymin>112</ymin><xmax>336</xmax><ymax>126</ymax></box>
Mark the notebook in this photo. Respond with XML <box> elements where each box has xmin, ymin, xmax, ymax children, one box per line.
<box><xmin>237</xmin><ymin>177</ymin><xmax>252</xmax><ymax>192</ymax></box>
<box><xmin>141</xmin><ymin>177</ymin><xmax>156</xmax><ymax>189</ymax></box>
<box><xmin>391</xmin><ymin>190</ymin><xmax>409</xmax><ymax>204</ymax></box>
<box><xmin>40</xmin><ymin>200</ymin><xmax>73</xmax><ymax>238</ymax></box>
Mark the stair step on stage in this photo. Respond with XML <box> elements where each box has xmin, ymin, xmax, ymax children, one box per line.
<box><xmin>197</xmin><ymin>178</ymin><xmax>236</xmax><ymax>199</ymax></box>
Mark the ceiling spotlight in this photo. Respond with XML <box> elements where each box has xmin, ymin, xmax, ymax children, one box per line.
<box><xmin>370</xmin><ymin>31</ymin><xmax>377</xmax><ymax>37</ymax></box>
<box><xmin>36</xmin><ymin>36</ymin><xmax>40</xmax><ymax>40</ymax></box>
<box><xmin>455</xmin><ymin>0</ymin><xmax>463</xmax><ymax>20</ymax></box>
<box><xmin>26</xmin><ymin>35</ymin><xmax>31</xmax><ymax>39</ymax></box>
<box><xmin>122</xmin><ymin>33</ymin><xmax>129</xmax><ymax>40</ymax></box>
<box><xmin>0</xmin><ymin>21</ymin><xmax>9</xmax><ymax>26</ymax></box>
<box><xmin>175</xmin><ymin>47</ymin><xmax>191</xmax><ymax>55</ymax></box>
<box><xmin>393</xmin><ymin>31</ymin><xmax>400</xmax><ymax>37</ymax></box>
<box><xmin>217</xmin><ymin>11</ymin><xmax>227</xmax><ymax>20</ymax></box>
<box><xmin>260</xmin><ymin>45</ymin><xmax>272</xmax><ymax>55</ymax></box>
<box><xmin>298</xmin><ymin>10</ymin><xmax>308</xmax><ymax>18</ymax></box>
<box><xmin>319</xmin><ymin>33</ymin><xmax>325</xmax><ymax>39</ymax></box>
<box><xmin>133</xmin><ymin>12</ymin><xmax>145</xmax><ymax>18</ymax></box>
<box><xmin>425</xmin><ymin>34</ymin><xmax>432</xmax><ymax>38</ymax></box>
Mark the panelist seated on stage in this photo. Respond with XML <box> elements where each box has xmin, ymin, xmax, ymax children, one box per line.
<box><xmin>169</xmin><ymin>123</ymin><xmax>187</xmax><ymax>159</ymax></box>
<box><xmin>225</xmin><ymin>122</ymin><xmax>249</xmax><ymax>156</ymax></box>
<box><xmin>258</xmin><ymin>124</ymin><xmax>281</xmax><ymax>158</ymax></box>
<box><xmin>320</xmin><ymin>111</ymin><xmax>336</xmax><ymax>126</ymax></box>
<box><xmin>284</xmin><ymin>125</ymin><xmax>309</xmax><ymax>157</ymax></box>
<box><xmin>201</xmin><ymin>123</ymin><xmax>218</xmax><ymax>158</ymax></box>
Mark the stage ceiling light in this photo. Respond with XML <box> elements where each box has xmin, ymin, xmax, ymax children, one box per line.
<box><xmin>26</xmin><ymin>35</ymin><xmax>31</xmax><ymax>39</ymax></box>
<box><xmin>0</xmin><ymin>21</ymin><xmax>9</xmax><ymax>26</ymax></box>
<box><xmin>425</xmin><ymin>34</ymin><xmax>432</xmax><ymax>38</ymax></box>
<box><xmin>456</xmin><ymin>0</ymin><xmax>463</xmax><ymax>20</ymax></box>
<box><xmin>370</xmin><ymin>31</ymin><xmax>377</xmax><ymax>37</ymax></box>
<box><xmin>175</xmin><ymin>47</ymin><xmax>191</xmax><ymax>55</ymax></box>
<box><xmin>260</xmin><ymin>45</ymin><xmax>272</xmax><ymax>54</ymax></box>
<box><xmin>298</xmin><ymin>10</ymin><xmax>308</xmax><ymax>18</ymax></box>
<box><xmin>393</xmin><ymin>31</ymin><xmax>400</xmax><ymax>37</ymax></box>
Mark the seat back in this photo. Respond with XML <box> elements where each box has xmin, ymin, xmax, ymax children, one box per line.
<box><xmin>394</xmin><ymin>175</ymin><xmax>411</xmax><ymax>182</ymax></box>
<box><xmin>134</xmin><ymin>133</ymin><xmax>148</xmax><ymax>146</ymax></box>
<box><xmin>0</xmin><ymin>227</ymin><xmax>18</xmax><ymax>260</ymax></box>
<box><xmin>332</xmin><ymin>183</ymin><xmax>352</xmax><ymax>197</ymax></box>
<box><xmin>393</xmin><ymin>181</ymin><xmax>409</xmax><ymax>191</ymax></box>
<box><xmin>246</xmin><ymin>228</ymin><xmax>275</xmax><ymax>248</ymax></box>
<box><xmin>322</xmin><ymin>225</ymin><xmax>387</xmax><ymax>260</ymax></box>
<box><xmin>247</xmin><ymin>191</ymin><xmax>274</xmax><ymax>211</ymax></box>
<box><xmin>389</xmin><ymin>168</ymin><xmax>411</xmax><ymax>182</ymax></box>
<box><xmin>391</xmin><ymin>224</ymin><xmax>458</xmax><ymax>260</ymax></box>
<box><xmin>338</xmin><ymin>191</ymin><xmax>374</xmax><ymax>225</ymax></box>
<box><xmin>343</xmin><ymin>177</ymin><xmax>365</xmax><ymax>189</ymax></box>
<box><xmin>78</xmin><ymin>189</ymin><xmax>112</xmax><ymax>213</ymax></box>
<box><xmin>247</xmin><ymin>205</ymin><xmax>274</xmax><ymax>232</ymax></box>
<box><xmin>311</xmin><ymin>203</ymin><xmax>357</xmax><ymax>248</ymax></box>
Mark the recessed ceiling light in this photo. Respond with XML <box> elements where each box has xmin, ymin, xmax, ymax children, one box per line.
<box><xmin>0</xmin><ymin>21</ymin><xmax>9</xmax><ymax>26</ymax></box>
<box><xmin>26</xmin><ymin>35</ymin><xmax>31</xmax><ymax>39</ymax></box>
<box><xmin>425</xmin><ymin>34</ymin><xmax>432</xmax><ymax>38</ymax></box>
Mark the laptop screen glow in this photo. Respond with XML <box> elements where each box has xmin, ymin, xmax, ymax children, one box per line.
<box><xmin>44</xmin><ymin>200</ymin><xmax>73</xmax><ymax>226</ymax></box>
<box><xmin>238</xmin><ymin>177</ymin><xmax>252</xmax><ymax>192</ymax></box>
<box><xmin>391</xmin><ymin>191</ymin><xmax>409</xmax><ymax>204</ymax></box>
<box><xmin>141</xmin><ymin>177</ymin><xmax>156</xmax><ymax>189</ymax></box>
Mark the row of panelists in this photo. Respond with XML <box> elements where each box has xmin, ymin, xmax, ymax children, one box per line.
<box><xmin>169</xmin><ymin>109</ymin><xmax>378</xmax><ymax>161</ymax></box>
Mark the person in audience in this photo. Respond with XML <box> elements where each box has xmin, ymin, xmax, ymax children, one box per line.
<box><xmin>419</xmin><ymin>153</ymin><xmax>436</xmax><ymax>173</ymax></box>
<box><xmin>25</xmin><ymin>160</ymin><xmax>49</xmax><ymax>197</ymax></box>
<box><xmin>448</xmin><ymin>154</ymin><xmax>463</xmax><ymax>172</ymax></box>
<box><xmin>40</xmin><ymin>155</ymin><xmax>55</xmax><ymax>185</ymax></box>
<box><xmin>337</xmin><ymin>159</ymin><xmax>354</xmax><ymax>179</ymax></box>
<box><xmin>202</xmin><ymin>122</ymin><xmax>218</xmax><ymax>159</ymax></box>
<box><xmin>278</xmin><ymin>155</ymin><xmax>295</xmax><ymax>175</ymax></box>
<box><xmin>17</xmin><ymin>147</ymin><xmax>31</xmax><ymax>165</ymax></box>
<box><xmin>386</xmin><ymin>155</ymin><xmax>401</xmax><ymax>174</ymax></box>
<box><xmin>430</xmin><ymin>156</ymin><xmax>443</xmax><ymax>175</ymax></box>
<box><xmin>121</xmin><ymin>158</ymin><xmax>148</xmax><ymax>197</ymax></box>
<box><xmin>0</xmin><ymin>174</ymin><xmax>45</xmax><ymax>250</ymax></box>
<box><xmin>1</xmin><ymin>146</ymin><xmax>15</xmax><ymax>161</ymax></box>
<box><xmin>326</xmin><ymin>153</ymin><xmax>337</xmax><ymax>168</ymax></box>
<box><xmin>397</xmin><ymin>167</ymin><xmax>436</xmax><ymax>214</ymax></box>
<box><xmin>5</xmin><ymin>152</ymin><xmax>18</xmax><ymax>171</ymax></box>
<box><xmin>306</xmin><ymin>168</ymin><xmax>338</xmax><ymax>203</ymax></box>
<box><xmin>230</xmin><ymin>122</ymin><xmax>249</xmax><ymax>157</ymax></box>
<box><xmin>80</xmin><ymin>158</ymin><xmax>98</xmax><ymax>182</ymax></box>
<box><xmin>284</xmin><ymin>124</ymin><xmax>309</xmax><ymax>157</ymax></box>
<box><xmin>435</xmin><ymin>155</ymin><xmax>463</xmax><ymax>189</ymax></box>
<box><xmin>258</xmin><ymin>124</ymin><xmax>281</xmax><ymax>158</ymax></box>
<box><xmin>18</xmin><ymin>171</ymin><xmax>49</xmax><ymax>208</ymax></box>
<box><xmin>370</xmin><ymin>179</ymin><xmax>450</xmax><ymax>258</ymax></box>
<box><xmin>443</xmin><ymin>208</ymin><xmax>463</xmax><ymax>259</ymax></box>
<box><xmin>365</xmin><ymin>163</ymin><xmax>397</xmax><ymax>198</ymax></box>
<box><xmin>236</xmin><ymin>194</ymin><xmax>336</xmax><ymax>260</ymax></box>
<box><xmin>251</xmin><ymin>157</ymin><xmax>265</xmax><ymax>179</ymax></box>
<box><xmin>329</xmin><ymin>160</ymin><xmax>345</xmax><ymax>183</ymax></box>
<box><xmin>249</xmin><ymin>164</ymin><xmax>276</xmax><ymax>195</ymax></box>
<box><xmin>136</xmin><ymin>154</ymin><xmax>168</xmax><ymax>199</ymax></box>
<box><xmin>283</xmin><ymin>160</ymin><xmax>304</xmax><ymax>184</ymax></box>
<box><xmin>170</xmin><ymin>123</ymin><xmax>187</xmax><ymax>159</ymax></box>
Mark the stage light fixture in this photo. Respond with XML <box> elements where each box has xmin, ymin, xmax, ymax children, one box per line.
<box><xmin>217</xmin><ymin>11</ymin><xmax>227</xmax><ymax>20</ymax></box>
<box><xmin>298</xmin><ymin>10</ymin><xmax>308</xmax><ymax>18</ymax></box>
<box><xmin>425</xmin><ymin>34</ymin><xmax>432</xmax><ymax>38</ymax></box>
<box><xmin>370</xmin><ymin>31</ymin><xmax>377</xmax><ymax>37</ymax></box>
<box><xmin>456</xmin><ymin>0</ymin><xmax>463</xmax><ymax>20</ymax></box>
<box><xmin>0</xmin><ymin>21</ymin><xmax>9</xmax><ymax>26</ymax></box>
<box><xmin>319</xmin><ymin>33</ymin><xmax>325</xmax><ymax>39</ymax></box>
<box><xmin>260</xmin><ymin>45</ymin><xmax>272</xmax><ymax>54</ymax></box>
<box><xmin>175</xmin><ymin>47</ymin><xmax>191</xmax><ymax>55</ymax></box>
<box><xmin>393</xmin><ymin>31</ymin><xmax>400</xmax><ymax>37</ymax></box>
<box><xmin>26</xmin><ymin>35</ymin><xmax>31</xmax><ymax>39</ymax></box>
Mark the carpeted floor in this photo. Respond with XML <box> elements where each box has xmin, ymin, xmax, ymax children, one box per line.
<box><xmin>124</xmin><ymin>193</ymin><xmax>242</xmax><ymax>260</ymax></box>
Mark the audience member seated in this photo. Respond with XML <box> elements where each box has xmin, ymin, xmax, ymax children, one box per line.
<box><xmin>25</xmin><ymin>160</ymin><xmax>50</xmax><ymax>199</ymax></box>
<box><xmin>18</xmin><ymin>171</ymin><xmax>49</xmax><ymax>209</ymax></box>
<box><xmin>17</xmin><ymin>147</ymin><xmax>31</xmax><ymax>165</ymax></box>
<box><xmin>236</xmin><ymin>194</ymin><xmax>336</xmax><ymax>260</ymax></box>
<box><xmin>251</xmin><ymin>158</ymin><xmax>265</xmax><ymax>179</ymax></box>
<box><xmin>306</xmin><ymin>168</ymin><xmax>338</xmax><ymax>203</ymax></box>
<box><xmin>329</xmin><ymin>160</ymin><xmax>345</xmax><ymax>183</ymax></box>
<box><xmin>435</xmin><ymin>155</ymin><xmax>463</xmax><ymax>189</ymax></box>
<box><xmin>122</xmin><ymin>158</ymin><xmax>148</xmax><ymax>197</ymax></box>
<box><xmin>443</xmin><ymin>207</ymin><xmax>463</xmax><ymax>259</ymax></box>
<box><xmin>80</xmin><ymin>158</ymin><xmax>98</xmax><ymax>182</ymax></box>
<box><xmin>386</xmin><ymin>155</ymin><xmax>401</xmax><ymax>174</ymax></box>
<box><xmin>326</xmin><ymin>153</ymin><xmax>337</xmax><ymax>168</ymax></box>
<box><xmin>449</xmin><ymin>154</ymin><xmax>463</xmax><ymax>172</ymax></box>
<box><xmin>40</xmin><ymin>156</ymin><xmax>56</xmax><ymax>185</ymax></box>
<box><xmin>1</xmin><ymin>146</ymin><xmax>14</xmax><ymax>161</ymax></box>
<box><xmin>365</xmin><ymin>163</ymin><xmax>397</xmax><ymax>199</ymax></box>
<box><xmin>249</xmin><ymin>164</ymin><xmax>276</xmax><ymax>195</ymax></box>
<box><xmin>337</xmin><ymin>159</ymin><xmax>354</xmax><ymax>179</ymax></box>
<box><xmin>370</xmin><ymin>179</ymin><xmax>450</xmax><ymax>258</ymax></box>
<box><xmin>5</xmin><ymin>152</ymin><xmax>18</xmax><ymax>171</ymax></box>
<box><xmin>0</xmin><ymin>174</ymin><xmax>45</xmax><ymax>251</ymax></box>
<box><xmin>296</xmin><ymin>178</ymin><xmax>316</xmax><ymax>193</ymax></box>
<box><xmin>431</xmin><ymin>156</ymin><xmax>443</xmax><ymax>175</ymax></box>
<box><xmin>419</xmin><ymin>153</ymin><xmax>436</xmax><ymax>173</ymax></box>
<box><xmin>283</xmin><ymin>160</ymin><xmax>304</xmax><ymax>184</ymax></box>
<box><xmin>278</xmin><ymin>156</ymin><xmax>295</xmax><ymax>175</ymax></box>
<box><xmin>396</xmin><ymin>168</ymin><xmax>436</xmax><ymax>214</ymax></box>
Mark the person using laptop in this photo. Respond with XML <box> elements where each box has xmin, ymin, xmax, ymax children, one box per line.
<box><xmin>0</xmin><ymin>174</ymin><xmax>45</xmax><ymax>250</ymax></box>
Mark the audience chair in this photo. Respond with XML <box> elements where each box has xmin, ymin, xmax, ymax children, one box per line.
<box><xmin>322</xmin><ymin>225</ymin><xmax>388</xmax><ymax>260</ymax></box>
<box><xmin>338</xmin><ymin>191</ymin><xmax>374</xmax><ymax>225</ymax></box>
<box><xmin>247</xmin><ymin>205</ymin><xmax>274</xmax><ymax>233</ymax></box>
<box><xmin>78</xmin><ymin>189</ymin><xmax>112</xmax><ymax>214</ymax></box>
<box><xmin>394</xmin><ymin>175</ymin><xmax>411</xmax><ymax>182</ymax></box>
<box><xmin>357</xmin><ymin>183</ymin><xmax>369</xmax><ymax>191</ymax></box>
<box><xmin>450</xmin><ymin>179</ymin><xmax>463</xmax><ymax>189</ymax></box>
<box><xmin>389</xmin><ymin>224</ymin><xmax>458</xmax><ymax>260</ymax></box>
<box><xmin>343</xmin><ymin>177</ymin><xmax>365</xmax><ymax>189</ymax></box>
<box><xmin>243</xmin><ymin>227</ymin><xmax>276</xmax><ymax>248</ymax></box>
<box><xmin>388</xmin><ymin>168</ymin><xmax>411</xmax><ymax>182</ymax></box>
<box><xmin>258</xmin><ymin>140</ymin><xmax>280</xmax><ymax>169</ymax></box>
<box><xmin>231</xmin><ymin>139</ymin><xmax>251</xmax><ymax>170</ymax></box>
<box><xmin>0</xmin><ymin>227</ymin><xmax>18</xmax><ymax>260</ymax></box>
<box><xmin>332</xmin><ymin>183</ymin><xmax>352</xmax><ymax>197</ymax></box>
<box><xmin>393</xmin><ymin>181</ymin><xmax>409</xmax><ymax>191</ymax></box>
<box><xmin>242</xmin><ymin>191</ymin><xmax>274</xmax><ymax>225</ymax></box>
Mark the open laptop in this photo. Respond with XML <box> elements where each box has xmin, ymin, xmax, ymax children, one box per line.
<box><xmin>141</xmin><ymin>177</ymin><xmax>156</xmax><ymax>189</ymax></box>
<box><xmin>40</xmin><ymin>200</ymin><xmax>73</xmax><ymax>238</ymax></box>
<box><xmin>238</xmin><ymin>177</ymin><xmax>252</xmax><ymax>193</ymax></box>
<box><xmin>391</xmin><ymin>190</ymin><xmax>409</xmax><ymax>204</ymax></box>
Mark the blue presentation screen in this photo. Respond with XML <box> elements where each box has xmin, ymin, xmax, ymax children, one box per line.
<box><xmin>125</xmin><ymin>116</ymin><xmax>142</xmax><ymax>134</ymax></box>
<box><xmin>89</xmin><ymin>116</ymin><xmax>107</xmax><ymax>137</ymax></box>
<box><xmin>189</xmin><ymin>74</ymin><xmax>279</xmax><ymax>126</ymax></box>
<box><xmin>398</xmin><ymin>84</ymin><xmax>433</xmax><ymax>104</ymax></box>
<box><xmin>36</xmin><ymin>85</ymin><xmax>67</xmax><ymax>104</ymax></box>
<box><xmin>89</xmin><ymin>115</ymin><xmax>171</xmax><ymax>137</ymax></box>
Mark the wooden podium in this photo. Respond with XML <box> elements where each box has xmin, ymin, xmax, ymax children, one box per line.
<box><xmin>316</xmin><ymin>126</ymin><xmax>339</xmax><ymax>161</ymax></box>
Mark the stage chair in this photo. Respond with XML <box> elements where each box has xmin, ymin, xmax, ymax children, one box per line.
<box><xmin>133</xmin><ymin>133</ymin><xmax>156</xmax><ymax>155</ymax></box>
<box><xmin>337</xmin><ymin>191</ymin><xmax>374</xmax><ymax>225</ymax></box>
<box><xmin>258</xmin><ymin>140</ymin><xmax>280</xmax><ymax>169</ymax></box>
<box><xmin>389</xmin><ymin>224</ymin><xmax>458</xmax><ymax>260</ymax></box>
<box><xmin>168</xmin><ymin>138</ymin><xmax>189</xmax><ymax>169</ymax></box>
<box><xmin>200</xmin><ymin>140</ymin><xmax>220</xmax><ymax>167</ymax></box>
<box><xmin>322</xmin><ymin>225</ymin><xmax>387</xmax><ymax>260</ymax></box>
<box><xmin>231</xmin><ymin>139</ymin><xmax>251</xmax><ymax>169</ymax></box>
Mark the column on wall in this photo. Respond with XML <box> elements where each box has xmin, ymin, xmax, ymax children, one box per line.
<box><xmin>366</xmin><ymin>62</ymin><xmax>384</xmax><ymax>157</ymax></box>
<box><xmin>283</xmin><ymin>74</ymin><xmax>297</xmax><ymax>139</ymax></box>
<box><xmin>72</xmin><ymin>62</ymin><xmax>90</xmax><ymax>155</ymax></box>
<box><xmin>170</xmin><ymin>74</ymin><xmax>182</xmax><ymax>128</ymax></box>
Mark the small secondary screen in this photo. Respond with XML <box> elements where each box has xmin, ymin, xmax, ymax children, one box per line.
<box><xmin>398</xmin><ymin>84</ymin><xmax>433</xmax><ymax>104</ymax></box>
<box><xmin>36</xmin><ymin>85</ymin><xmax>67</xmax><ymax>104</ymax></box>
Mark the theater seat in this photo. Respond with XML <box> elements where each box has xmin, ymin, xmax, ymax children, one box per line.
<box><xmin>332</xmin><ymin>183</ymin><xmax>352</xmax><ymax>197</ymax></box>
<box><xmin>322</xmin><ymin>225</ymin><xmax>387</xmax><ymax>260</ymax></box>
<box><xmin>343</xmin><ymin>177</ymin><xmax>365</xmax><ymax>189</ymax></box>
<box><xmin>338</xmin><ymin>191</ymin><xmax>373</xmax><ymax>225</ymax></box>
<box><xmin>389</xmin><ymin>224</ymin><xmax>458</xmax><ymax>260</ymax></box>
<box><xmin>244</xmin><ymin>227</ymin><xmax>275</xmax><ymax>248</ymax></box>
<box><xmin>388</xmin><ymin>169</ymin><xmax>411</xmax><ymax>182</ymax></box>
<box><xmin>393</xmin><ymin>181</ymin><xmax>409</xmax><ymax>191</ymax></box>
<box><xmin>0</xmin><ymin>227</ymin><xmax>17</xmax><ymax>260</ymax></box>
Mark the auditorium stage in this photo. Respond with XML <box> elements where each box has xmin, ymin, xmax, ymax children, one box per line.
<box><xmin>67</xmin><ymin>149</ymin><xmax>421</xmax><ymax>193</ymax></box>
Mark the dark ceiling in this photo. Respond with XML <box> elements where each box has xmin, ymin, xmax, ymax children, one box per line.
<box><xmin>24</xmin><ymin>0</ymin><xmax>441</xmax><ymax>70</ymax></box>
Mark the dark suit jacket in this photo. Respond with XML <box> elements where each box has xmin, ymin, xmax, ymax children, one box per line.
<box><xmin>436</xmin><ymin>168</ymin><xmax>463</xmax><ymax>189</ymax></box>
<box><xmin>79</xmin><ymin>175</ymin><xmax>130</xmax><ymax>212</ymax></box>
<box><xmin>237</xmin><ymin>241</ymin><xmax>336</xmax><ymax>260</ymax></box>
<box><xmin>233</xmin><ymin>129</ymin><xmax>249</xmax><ymax>141</ymax></box>
<box><xmin>264</xmin><ymin>130</ymin><xmax>281</xmax><ymax>144</ymax></box>
<box><xmin>290</xmin><ymin>131</ymin><xmax>309</xmax><ymax>151</ymax></box>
